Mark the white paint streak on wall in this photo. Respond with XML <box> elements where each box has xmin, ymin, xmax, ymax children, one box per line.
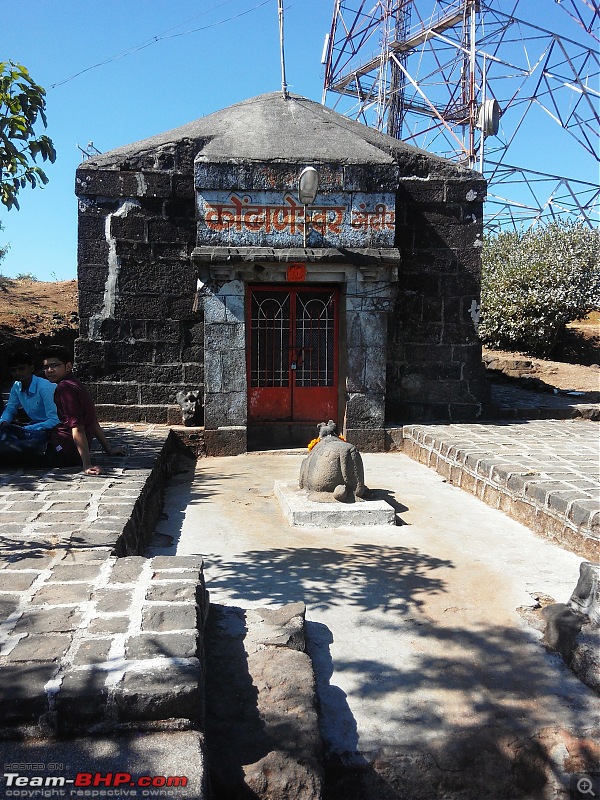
<box><xmin>469</xmin><ymin>299</ymin><xmax>480</xmax><ymax>333</ymax></box>
<box><xmin>88</xmin><ymin>199</ymin><xmax>140</xmax><ymax>339</ymax></box>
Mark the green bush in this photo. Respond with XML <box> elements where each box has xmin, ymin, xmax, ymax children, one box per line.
<box><xmin>479</xmin><ymin>221</ymin><xmax>600</xmax><ymax>357</ymax></box>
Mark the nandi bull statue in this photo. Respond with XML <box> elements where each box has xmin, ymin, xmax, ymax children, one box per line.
<box><xmin>299</xmin><ymin>421</ymin><xmax>367</xmax><ymax>503</ymax></box>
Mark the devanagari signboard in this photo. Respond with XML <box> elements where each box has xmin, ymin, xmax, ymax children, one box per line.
<box><xmin>197</xmin><ymin>190</ymin><xmax>395</xmax><ymax>248</ymax></box>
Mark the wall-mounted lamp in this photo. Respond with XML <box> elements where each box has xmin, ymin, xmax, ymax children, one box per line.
<box><xmin>299</xmin><ymin>166</ymin><xmax>319</xmax><ymax>246</ymax></box>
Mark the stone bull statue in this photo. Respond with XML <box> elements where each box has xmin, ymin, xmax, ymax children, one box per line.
<box><xmin>299</xmin><ymin>421</ymin><xmax>367</xmax><ymax>503</ymax></box>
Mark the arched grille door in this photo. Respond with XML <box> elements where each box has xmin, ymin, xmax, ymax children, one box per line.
<box><xmin>247</xmin><ymin>286</ymin><xmax>339</xmax><ymax>423</ymax></box>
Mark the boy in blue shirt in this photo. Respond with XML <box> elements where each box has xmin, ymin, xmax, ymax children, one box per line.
<box><xmin>0</xmin><ymin>349</ymin><xmax>60</xmax><ymax>460</ymax></box>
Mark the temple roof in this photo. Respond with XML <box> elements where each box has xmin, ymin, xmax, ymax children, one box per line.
<box><xmin>81</xmin><ymin>92</ymin><xmax>475</xmax><ymax>178</ymax></box>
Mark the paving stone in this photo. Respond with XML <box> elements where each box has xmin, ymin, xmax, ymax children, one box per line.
<box><xmin>58</xmin><ymin>550</ymin><xmax>111</xmax><ymax>564</ymax></box>
<box><xmin>0</xmin><ymin>571</ymin><xmax>39</xmax><ymax>591</ymax></box>
<box><xmin>13</xmin><ymin>607</ymin><xmax>83</xmax><ymax>633</ymax></box>
<box><xmin>145</xmin><ymin>582</ymin><xmax>199</xmax><ymax>603</ymax></box>
<box><xmin>0</xmin><ymin>663</ymin><xmax>55</xmax><ymax>722</ymax></box>
<box><xmin>151</xmin><ymin>556</ymin><xmax>205</xmax><ymax>570</ymax></box>
<box><xmin>117</xmin><ymin>661</ymin><xmax>203</xmax><ymax>722</ymax></box>
<box><xmin>142</xmin><ymin>605</ymin><xmax>198</xmax><ymax>632</ymax></box>
<box><xmin>55</xmin><ymin>668</ymin><xmax>109</xmax><ymax>729</ymax></box>
<box><xmin>72</xmin><ymin>638</ymin><xmax>113</xmax><ymax>665</ymax></box>
<box><xmin>107</xmin><ymin>557</ymin><xmax>148</xmax><ymax>584</ymax></box>
<box><xmin>32</xmin><ymin>582</ymin><xmax>94</xmax><ymax>605</ymax></box>
<box><xmin>126</xmin><ymin>632</ymin><xmax>199</xmax><ymax>660</ymax></box>
<box><xmin>0</xmin><ymin>594</ymin><xmax>21</xmax><ymax>619</ymax></box>
<box><xmin>49</xmin><ymin>563</ymin><xmax>104</xmax><ymax>582</ymax></box>
<box><xmin>87</xmin><ymin>615</ymin><xmax>131</xmax><ymax>634</ymax></box>
<box><xmin>93</xmin><ymin>588</ymin><xmax>134</xmax><ymax>613</ymax></box>
<box><xmin>4</xmin><ymin>634</ymin><xmax>72</xmax><ymax>662</ymax></box>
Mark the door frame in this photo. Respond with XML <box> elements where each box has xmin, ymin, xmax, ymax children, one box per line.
<box><xmin>246</xmin><ymin>283</ymin><xmax>341</xmax><ymax>425</ymax></box>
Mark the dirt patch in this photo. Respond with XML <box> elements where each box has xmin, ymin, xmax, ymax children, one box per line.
<box><xmin>0</xmin><ymin>278</ymin><xmax>79</xmax><ymax>384</ymax></box>
<box><xmin>483</xmin><ymin>348</ymin><xmax>600</xmax><ymax>396</ymax></box>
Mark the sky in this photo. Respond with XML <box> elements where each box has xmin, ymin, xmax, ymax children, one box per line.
<box><xmin>1</xmin><ymin>0</ymin><xmax>597</xmax><ymax>282</ymax></box>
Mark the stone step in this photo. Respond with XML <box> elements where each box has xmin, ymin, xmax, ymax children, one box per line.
<box><xmin>204</xmin><ymin>601</ymin><xmax>324</xmax><ymax>800</ymax></box>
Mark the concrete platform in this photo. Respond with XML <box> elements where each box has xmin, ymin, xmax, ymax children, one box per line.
<box><xmin>274</xmin><ymin>480</ymin><xmax>396</xmax><ymax>527</ymax></box>
<box><xmin>151</xmin><ymin>448</ymin><xmax>599</xmax><ymax>799</ymax></box>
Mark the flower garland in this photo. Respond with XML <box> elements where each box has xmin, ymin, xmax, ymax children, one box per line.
<box><xmin>307</xmin><ymin>434</ymin><xmax>346</xmax><ymax>452</ymax></box>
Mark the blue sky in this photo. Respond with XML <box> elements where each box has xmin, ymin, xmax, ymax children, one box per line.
<box><xmin>1</xmin><ymin>0</ymin><xmax>597</xmax><ymax>281</ymax></box>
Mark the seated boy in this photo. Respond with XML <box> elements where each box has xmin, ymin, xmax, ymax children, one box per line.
<box><xmin>40</xmin><ymin>345</ymin><xmax>125</xmax><ymax>475</ymax></box>
<box><xmin>0</xmin><ymin>349</ymin><xmax>60</xmax><ymax>460</ymax></box>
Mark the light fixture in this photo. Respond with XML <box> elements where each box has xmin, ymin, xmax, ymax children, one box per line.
<box><xmin>298</xmin><ymin>167</ymin><xmax>319</xmax><ymax>247</ymax></box>
<box><xmin>298</xmin><ymin>167</ymin><xmax>319</xmax><ymax>205</ymax></box>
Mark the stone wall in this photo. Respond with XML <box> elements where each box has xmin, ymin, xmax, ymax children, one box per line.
<box><xmin>387</xmin><ymin>175</ymin><xmax>490</xmax><ymax>421</ymax></box>
<box><xmin>75</xmin><ymin>140</ymin><xmax>203</xmax><ymax>424</ymax></box>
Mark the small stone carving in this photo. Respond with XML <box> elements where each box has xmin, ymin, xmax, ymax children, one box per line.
<box><xmin>176</xmin><ymin>390</ymin><xmax>203</xmax><ymax>427</ymax></box>
<box><xmin>299</xmin><ymin>421</ymin><xmax>367</xmax><ymax>502</ymax></box>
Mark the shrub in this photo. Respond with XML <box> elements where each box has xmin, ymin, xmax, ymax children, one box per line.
<box><xmin>479</xmin><ymin>221</ymin><xmax>600</xmax><ymax>357</ymax></box>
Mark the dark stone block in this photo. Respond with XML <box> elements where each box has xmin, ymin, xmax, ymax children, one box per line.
<box><xmin>76</xmin><ymin>168</ymin><xmax>121</xmax><ymax>197</ymax></box>
<box><xmin>151</xmin><ymin>242</ymin><xmax>191</xmax><ymax>261</ymax></box>
<box><xmin>78</xmin><ymin>211</ymin><xmax>109</xmax><ymax>241</ymax></box>
<box><xmin>74</xmin><ymin>338</ymin><xmax>106</xmax><ymax>364</ymax></box>
<box><xmin>148</xmin><ymin>218</ymin><xmax>195</xmax><ymax>244</ymax></box>
<box><xmin>101</xmin><ymin>363</ymin><xmax>184</xmax><ymax>383</ymax></box>
<box><xmin>396</xmin><ymin>179</ymin><xmax>446</xmax><ymax>204</ymax></box>
<box><xmin>443</xmin><ymin>273</ymin><xmax>480</xmax><ymax>295</ymax></box>
<box><xmin>344</xmin><ymin>428</ymin><xmax>386</xmax><ymax>452</ymax></box>
<box><xmin>444</xmin><ymin>180</ymin><xmax>486</xmax><ymax>203</ymax></box>
<box><xmin>139</xmin><ymin>384</ymin><xmax>192</xmax><ymax>404</ymax></box>
<box><xmin>114</xmin><ymin>294</ymin><xmax>169</xmax><ymax>319</ymax></box>
<box><xmin>164</xmin><ymin>198</ymin><xmax>195</xmax><ymax>218</ymax></box>
<box><xmin>110</xmin><ymin>213</ymin><xmax>147</xmax><ymax>241</ymax></box>
<box><xmin>441</xmin><ymin>323</ymin><xmax>479</xmax><ymax>345</ymax></box>
<box><xmin>88</xmin><ymin>381</ymin><xmax>140</xmax><ymax>404</ymax></box>
<box><xmin>172</xmin><ymin>172</ymin><xmax>195</xmax><ymax>198</ymax></box>
<box><xmin>182</xmin><ymin>344</ymin><xmax>204</xmax><ymax>363</ymax></box>
<box><xmin>0</xmin><ymin>664</ymin><xmax>54</xmax><ymax>722</ymax></box>
<box><xmin>139</xmin><ymin>171</ymin><xmax>172</xmax><ymax>197</ymax></box>
<box><xmin>78</xmin><ymin>290</ymin><xmax>104</xmax><ymax>318</ymax></box>
<box><xmin>78</xmin><ymin>238</ymin><xmax>110</xmax><ymax>266</ymax></box>
<box><xmin>183</xmin><ymin>321</ymin><xmax>204</xmax><ymax>347</ymax></box>
<box><xmin>153</xmin><ymin>342</ymin><xmax>183</xmax><ymax>362</ymax></box>
<box><xmin>117</xmin><ymin>661</ymin><xmax>203</xmax><ymax>722</ymax></box>
<box><xmin>183</xmin><ymin>364</ymin><xmax>204</xmax><ymax>383</ymax></box>
<box><xmin>77</xmin><ymin>264</ymin><xmax>109</xmax><ymax>294</ymax></box>
<box><xmin>105</xmin><ymin>341</ymin><xmax>156</xmax><ymax>363</ymax></box>
<box><xmin>146</xmin><ymin>319</ymin><xmax>184</xmax><ymax>342</ymax></box>
<box><xmin>204</xmin><ymin>427</ymin><xmax>247</xmax><ymax>456</ymax></box>
<box><xmin>115</xmin><ymin>240</ymin><xmax>152</xmax><ymax>260</ymax></box>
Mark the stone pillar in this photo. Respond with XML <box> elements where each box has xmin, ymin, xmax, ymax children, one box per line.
<box><xmin>344</xmin><ymin>273</ymin><xmax>395</xmax><ymax>452</ymax></box>
<box><xmin>202</xmin><ymin>278</ymin><xmax>247</xmax><ymax>455</ymax></box>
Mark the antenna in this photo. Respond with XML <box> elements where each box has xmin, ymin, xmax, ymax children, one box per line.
<box><xmin>278</xmin><ymin>0</ymin><xmax>289</xmax><ymax>98</ymax></box>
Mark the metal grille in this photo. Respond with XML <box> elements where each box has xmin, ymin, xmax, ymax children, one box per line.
<box><xmin>250</xmin><ymin>292</ymin><xmax>290</xmax><ymax>387</ymax></box>
<box><xmin>295</xmin><ymin>292</ymin><xmax>335</xmax><ymax>387</ymax></box>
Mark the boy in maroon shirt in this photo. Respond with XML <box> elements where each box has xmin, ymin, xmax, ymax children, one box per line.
<box><xmin>40</xmin><ymin>346</ymin><xmax>125</xmax><ymax>475</ymax></box>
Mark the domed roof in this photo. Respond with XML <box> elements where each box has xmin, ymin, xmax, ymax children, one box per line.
<box><xmin>81</xmin><ymin>92</ymin><xmax>470</xmax><ymax>177</ymax></box>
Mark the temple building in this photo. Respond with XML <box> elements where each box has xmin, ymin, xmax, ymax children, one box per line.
<box><xmin>75</xmin><ymin>92</ymin><xmax>489</xmax><ymax>453</ymax></box>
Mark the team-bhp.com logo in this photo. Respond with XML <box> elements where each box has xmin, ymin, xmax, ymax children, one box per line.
<box><xmin>3</xmin><ymin>771</ymin><xmax>188</xmax><ymax>797</ymax></box>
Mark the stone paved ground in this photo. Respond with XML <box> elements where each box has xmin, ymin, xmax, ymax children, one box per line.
<box><xmin>490</xmin><ymin>384</ymin><xmax>600</xmax><ymax>420</ymax></box>
<box><xmin>0</xmin><ymin>425</ymin><xmax>208</xmax><ymax>741</ymax></box>
<box><xmin>403</xmin><ymin>418</ymin><xmax>599</xmax><ymax>560</ymax></box>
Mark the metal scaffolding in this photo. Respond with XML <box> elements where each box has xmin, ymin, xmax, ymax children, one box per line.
<box><xmin>322</xmin><ymin>0</ymin><xmax>600</xmax><ymax>230</ymax></box>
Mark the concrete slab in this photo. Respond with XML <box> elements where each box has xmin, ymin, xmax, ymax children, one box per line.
<box><xmin>274</xmin><ymin>480</ymin><xmax>396</xmax><ymax>527</ymax></box>
<box><xmin>149</xmin><ymin>449</ymin><xmax>598</xmax><ymax>797</ymax></box>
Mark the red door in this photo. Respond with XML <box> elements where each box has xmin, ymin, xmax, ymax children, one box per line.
<box><xmin>247</xmin><ymin>286</ymin><xmax>339</xmax><ymax>424</ymax></box>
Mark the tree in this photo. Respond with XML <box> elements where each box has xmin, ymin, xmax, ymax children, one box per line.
<box><xmin>479</xmin><ymin>221</ymin><xmax>600</xmax><ymax>357</ymax></box>
<box><xmin>0</xmin><ymin>60</ymin><xmax>56</xmax><ymax>210</ymax></box>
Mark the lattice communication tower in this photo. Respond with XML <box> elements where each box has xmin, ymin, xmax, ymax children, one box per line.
<box><xmin>322</xmin><ymin>0</ymin><xmax>599</xmax><ymax>230</ymax></box>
